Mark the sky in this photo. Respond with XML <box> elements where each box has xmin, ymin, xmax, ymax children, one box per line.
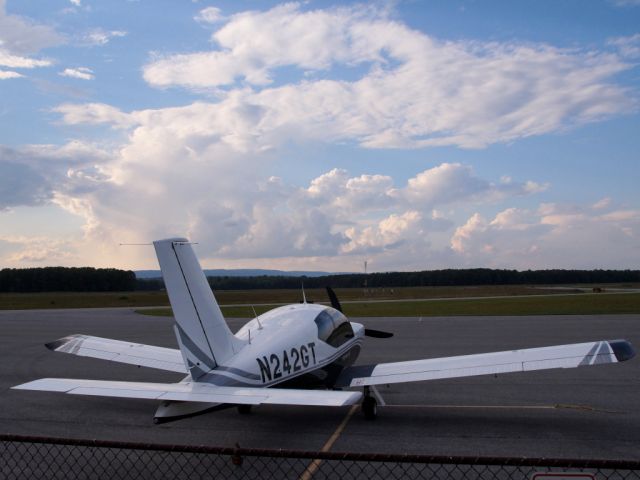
<box><xmin>0</xmin><ymin>0</ymin><xmax>639</xmax><ymax>273</ymax></box>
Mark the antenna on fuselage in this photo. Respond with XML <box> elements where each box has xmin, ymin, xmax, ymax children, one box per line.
<box><xmin>251</xmin><ymin>306</ymin><xmax>263</xmax><ymax>330</ymax></box>
<box><xmin>301</xmin><ymin>282</ymin><xmax>307</xmax><ymax>304</ymax></box>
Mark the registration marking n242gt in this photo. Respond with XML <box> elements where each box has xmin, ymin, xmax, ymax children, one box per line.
<box><xmin>256</xmin><ymin>343</ymin><xmax>317</xmax><ymax>383</ymax></box>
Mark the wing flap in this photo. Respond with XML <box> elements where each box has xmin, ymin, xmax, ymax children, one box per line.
<box><xmin>342</xmin><ymin>340</ymin><xmax>633</xmax><ymax>387</ymax></box>
<box><xmin>46</xmin><ymin>335</ymin><xmax>187</xmax><ymax>373</ymax></box>
<box><xmin>12</xmin><ymin>378</ymin><xmax>361</xmax><ymax>407</ymax></box>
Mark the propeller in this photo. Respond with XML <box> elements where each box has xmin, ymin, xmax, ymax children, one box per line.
<box><xmin>326</xmin><ymin>286</ymin><xmax>343</xmax><ymax>312</ymax></box>
<box><xmin>363</xmin><ymin>328</ymin><xmax>394</xmax><ymax>338</ymax></box>
<box><xmin>325</xmin><ymin>286</ymin><xmax>394</xmax><ymax>339</ymax></box>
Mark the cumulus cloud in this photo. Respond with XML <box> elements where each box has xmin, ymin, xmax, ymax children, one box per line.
<box><xmin>342</xmin><ymin>210</ymin><xmax>447</xmax><ymax>255</ymax></box>
<box><xmin>141</xmin><ymin>3</ymin><xmax>634</xmax><ymax>149</ymax></box>
<box><xmin>31</xmin><ymin>125</ymin><xmax>545</xmax><ymax>263</ymax></box>
<box><xmin>450</xmin><ymin>203</ymin><xmax>640</xmax><ymax>269</ymax></box>
<box><xmin>3</xmin><ymin>121</ymin><xmax>637</xmax><ymax>269</ymax></box>
<box><xmin>59</xmin><ymin>67</ymin><xmax>94</xmax><ymax>80</ymax></box>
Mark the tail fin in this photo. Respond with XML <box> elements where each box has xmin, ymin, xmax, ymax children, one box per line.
<box><xmin>153</xmin><ymin>238</ymin><xmax>243</xmax><ymax>379</ymax></box>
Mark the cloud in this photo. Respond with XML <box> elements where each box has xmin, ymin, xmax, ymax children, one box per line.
<box><xmin>0</xmin><ymin>50</ymin><xmax>51</xmax><ymax>69</ymax></box>
<box><xmin>0</xmin><ymin>69</ymin><xmax>22</xmax><ymax>79</ymax></box>
<box><xmin>608</xmin><ymin>33</ymin><xmax>640</xmax><ymax>59</ymax></box>
<box><xmin>0</xmin><ymin>161</ymin><xmax>51</xmax><ymax>209</ymax></box>
<box><xmin>82</xmin><ymin>28</ymin><xmax>127</xmax><ymax>46</ymax></box>
<box><xmin>0</xmin><ymin>235</ymin><xmax>76</xmax><ymax>264</ymax></box>
<box><xmin>4</xmin><ymin>2</ymin><xmax>637</xmax><ymax>269</ymax></box>
<box><xmin>53</xmin><ymin>103</ymin><xmax>134</xmax><ymax>128</ymax></box>
<box><xmin>0</xmin><ymin>1</ymin><xmax>62</xmax><ymax>79</ymax></box>
<box><xmin>59</xmin><ymin>67</ymin><xmax>94</xmax><ymax>80</ymax></box>
<box><xmin>342</xmin><ymin>210</ymin><xmax>451</xmax><ymax>255</ymax></box>
<box><xmin>0</xmin><ymin>142</ymin><xmax>112</xmax><ymax>210</ymax></box>
<box><xmin>195</xmin><ymin>6</ymin><xmax>224</xmax><ymax>24</ymax></box>
<box><xmin>2</xmin><ymin>120</ymin><xmax>637</xmax><ymax>269</ymax></box>
<box><xmin>33</xmin><ymin>121</ymin><xmax>544</xmax><ymax>263</ymax></box>
<box><xmin>141</xmin><ymin>3</ymin><xmax>635</xmax><ymax>150</ymax></box>
<box><xmin>29</xmin><ymin>98</ymin><xmax>558</xmax><ymax>263</ymax></box>
<box><xmin>404</xmin><ymin>163</ymin><xmax>547</xmax><ymax>207</ymax></box>
<box><xmin>610</xmin><ymin>0</ymin><xmax>640</xmax><ymax>6</ymax></box>
<box><xmin>0</xmin><ymin>1</ymin><xmax>64</xmax><ymax>55</ymax></box>
<box><xmin>450</xmin><ymin>203</ymin><xmax>640</xmax><ymax>268</ymax></box>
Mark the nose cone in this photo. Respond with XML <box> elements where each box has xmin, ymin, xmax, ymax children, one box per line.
<box><xmin>350</xmin><ymin>322</ymin><xmax>366</xmax><ymax>339</ymax></box>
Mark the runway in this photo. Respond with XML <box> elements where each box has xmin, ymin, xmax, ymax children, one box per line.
<box><xmin>1</xmin><ymin>308</ymin><xmax>638</xmax><ymax>459</ymax></box>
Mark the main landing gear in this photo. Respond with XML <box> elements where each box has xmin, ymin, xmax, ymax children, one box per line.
<box><xmin>361</xmin><ymin>386</ymin><xmax>377</xmax><ymax>420</ymax></box>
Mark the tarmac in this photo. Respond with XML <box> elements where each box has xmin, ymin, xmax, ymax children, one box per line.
<box><xmin>1</xmin><ymin>308</ymin><xmax>639</xmax><ymax>459</ymax></box>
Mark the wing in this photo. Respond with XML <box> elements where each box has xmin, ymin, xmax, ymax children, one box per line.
<box><xmin>45</xmin><ymin>335</ymin><xmax>186</xmax><ymax>373</ymax></box>
<box><xmin>12</xmin><ymin>378</ymin><xmax>361</xmax><ymax>407</ymax></box>
<box><xmin>338</xmin><ymin>339</ymin><xmax>635</xmax><ymax>387</ymax></box>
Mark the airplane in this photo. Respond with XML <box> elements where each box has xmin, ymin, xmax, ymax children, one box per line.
<box><xmin>13</xmin><ymin>237</ymin><xmax>636</xmax><ymax>423</ymax></box>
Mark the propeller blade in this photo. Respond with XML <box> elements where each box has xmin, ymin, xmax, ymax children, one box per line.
<box><xmin>364</xmin><ymin>328</ymin><xmax>394</xmax><ymax>338</ymax></box>
<box><xmin>326</xmin><ymin>286</ymin><xmax>343</xmax><ymax>313</ymax></box>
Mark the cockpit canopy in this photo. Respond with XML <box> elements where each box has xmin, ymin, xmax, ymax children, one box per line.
<box><xmin>314</xmin><ymin>307</ymin><xmax>354</xmax><ymax>348</ymax></box>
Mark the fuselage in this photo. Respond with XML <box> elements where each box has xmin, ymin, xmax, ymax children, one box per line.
<box><xmin>193</xmin><ymin>303</ymin><xmax>365</xmax><ymax>389</ymax></box>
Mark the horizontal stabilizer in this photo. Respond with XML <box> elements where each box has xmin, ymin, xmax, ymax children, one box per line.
<box><xmin>338</xmin><ymin>339</ymin><xmax>635</xmax><ymax>387</ymax></box>
<box><xmin>45</xmin><ymin>335</ymin><xmax>187</xmax><ymax>373</ymax></box>
<box><xmin>12</xmin><ymin>378</ymin><xmax>362</xmax><ymax>407</ymax></box>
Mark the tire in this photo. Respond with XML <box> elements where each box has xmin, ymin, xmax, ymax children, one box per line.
<box><xmin>362</xmin><ymin>396</ymin><xmax>377</xmax><ymax>420</ymax></box>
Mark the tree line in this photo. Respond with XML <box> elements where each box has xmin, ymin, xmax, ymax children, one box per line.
<box><xmin>2</xmin><ymin>267</ymin><xmax>638</xmax><ymax>293</ymax></box>
<box><xmin>0</xmin><ymin>267</ymin><xmax>137</xmax><ymax>292</ymax></box>
<box><xmin>139</xmin><ymin>268</ymin><xmax>640</xmax><ymax>292</ymax></box>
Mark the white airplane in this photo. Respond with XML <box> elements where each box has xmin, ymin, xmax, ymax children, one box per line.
<box><xmin>13</xmin><ymin>238</ymin><xmax>636</xmax><ymax>422</ymax></box>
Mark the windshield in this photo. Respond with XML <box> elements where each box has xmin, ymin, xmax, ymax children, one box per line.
<box><xmin>314</xmin><ymin>308</ymin><xmax>354</xmax><ymax>347</ymax></box>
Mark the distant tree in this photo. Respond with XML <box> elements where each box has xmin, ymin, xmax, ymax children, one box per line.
<box><xmin>0</xmin><ymin>267</ymin><xmax>136</xmax><ymax>292</ymax></box>
<box><xmin>129</xmin><ymin>268</ymin><xmax>640</xmax><ymax>292</ymax></box>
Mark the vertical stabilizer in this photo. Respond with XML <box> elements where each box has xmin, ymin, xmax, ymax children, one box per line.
<box><xmin>153</xmin><ymin>238</ymin><xmax>243</xmax><ymax>379</ymax></box>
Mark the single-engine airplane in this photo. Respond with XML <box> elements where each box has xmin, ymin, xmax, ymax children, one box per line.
<box><xmin>13</xmin><ymin>238</ymin><xmax>636</xmax><ymax>422</ymax></box>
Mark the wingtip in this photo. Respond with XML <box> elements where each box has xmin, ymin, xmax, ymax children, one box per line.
<box><xmin>45</xmin><ymin>335</ymin><xmax>79</xmax><ymax>351</ymax></box>
<box><xmin>609</xmin><ymin>339</ymin><xmax>636</xmax><ymax>362</ymax></box>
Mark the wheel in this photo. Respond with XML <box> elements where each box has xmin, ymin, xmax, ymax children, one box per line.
<box><xmin>237</xmin><ymin>404</ymin><xmax>252</xmax><ymax>415</ymax></box>
<box><xmin>362</xmin><ymin>396</ymin><xmax>377</xmax><ymax>420</ymax></box>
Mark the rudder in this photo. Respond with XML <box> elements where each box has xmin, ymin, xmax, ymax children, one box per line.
<box><xmin>153</xmin><ymin>238</ymin><xmax>243</xmax><ymax>379</ymax></box>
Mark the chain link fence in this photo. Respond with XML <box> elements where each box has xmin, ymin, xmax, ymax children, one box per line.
<box><xmin>1</xmin><ymin>434</ymin><xmax>639</xmax><ymax>479</ymax></box>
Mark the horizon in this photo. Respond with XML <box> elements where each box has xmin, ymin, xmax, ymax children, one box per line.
<box><xmin>1</xmin><ymin>1</ymin><xmax>639</xmax><ymax>272</ymax></box>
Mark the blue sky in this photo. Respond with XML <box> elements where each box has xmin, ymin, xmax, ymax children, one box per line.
<box><xmin>0</xmin><ymin>0</ymin><xmax>639</xmax><ymax>272</ymax></box>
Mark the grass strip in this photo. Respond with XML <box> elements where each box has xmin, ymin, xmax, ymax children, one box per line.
<box><xmin>135</xmin><ymin>292</ymin><xmax>640</xmax><ymax>318</ymax></box>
